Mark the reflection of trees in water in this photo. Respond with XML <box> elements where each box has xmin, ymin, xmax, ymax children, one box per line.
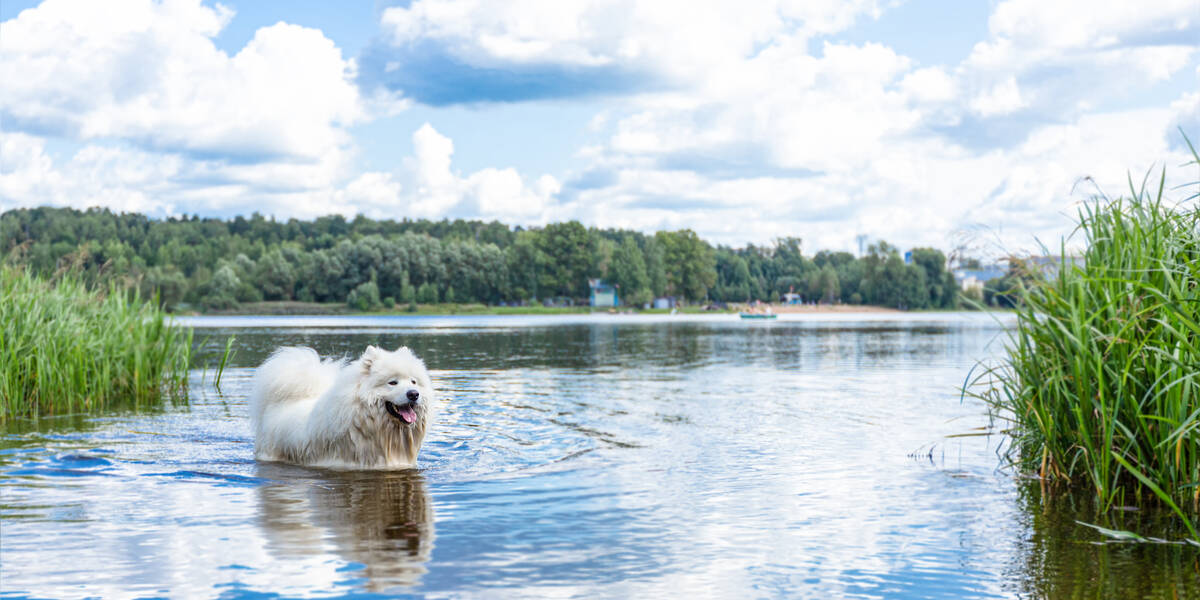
<box><xmin>210</xmin><ymin>322</ymin><xmax>970</xmax><ymax>375</ymax></box>
<box><xmin>1004</xmin><ymin>480</ymin><xmax>1199</xmax><ymax>599</ymax></box>
<box><xmin>256</xmin><ymin>466</ymin><xmax>435</xmax><ymax>592</ymax></box>
<box><xmin>212</xmin><ymin>325</ymin><xmax>712</xmax><ymax>371</ymax></box>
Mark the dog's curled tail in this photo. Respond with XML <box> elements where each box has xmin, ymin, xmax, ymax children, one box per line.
<box><xmin>250</xmin><ymin>346</ymin><xmax>334</xmax><ymax>427</ymax></box>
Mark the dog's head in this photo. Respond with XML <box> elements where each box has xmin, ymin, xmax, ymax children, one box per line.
<box><xmin>357</xmin><ymin>345</ymin><xmax>434</xmax><ymax>430</ymax></box>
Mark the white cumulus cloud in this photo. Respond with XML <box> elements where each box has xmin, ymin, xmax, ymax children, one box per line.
<box><xmin>543</xmin><ymin>0</ymin><xmax>1199</xmax><ymax>252</ymax></box>
<box><xmin>1</xmin><ymin>124</ymin><xmax>560</xmax><ymax>226</ymax></box>
<box><xmin>1</xmin><ymin>0</ymin><xmax>364</xmax><ymax>161</ymax></box>
<box><xmin>969</xmin><ymin>76</ymin><xmax>1025</xmax><ymax>117</ymax></box>
<box><xmin>378</xmin><ymin>0</ymin><xmax>884</xmax><ymax>86</ymax></box>
<box><xmin>405</xmin><ymin>124</ymin><xmax>559</xmax><ymax>221</ymax></box>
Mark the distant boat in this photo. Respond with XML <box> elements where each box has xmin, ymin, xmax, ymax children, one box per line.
<box><xmin>739</xmin><ymin>313</ymin><xmax>777</xmax><ymax>319</ymax></box>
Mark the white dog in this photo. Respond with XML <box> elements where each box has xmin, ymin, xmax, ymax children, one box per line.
<box><xmin>250</xmin><ymin>345</ymin><xmax>435</xmax><ymax>469</ymax></box>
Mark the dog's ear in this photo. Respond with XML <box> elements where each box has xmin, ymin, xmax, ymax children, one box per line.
<box><xmin>361</xmin><ymin>345</ymin><xmax>382</xmax><ymax>372</ymax></box>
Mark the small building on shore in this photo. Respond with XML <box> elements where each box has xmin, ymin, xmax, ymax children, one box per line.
<box><xmin>589</xmin><ymin>279</ymin><xmax>619</xmax><ymax>307</ymax></box>
<box><xmin>953</xmin><ymin>267</ymin><xmax>1006</xmax><ymax>292</ymax></box>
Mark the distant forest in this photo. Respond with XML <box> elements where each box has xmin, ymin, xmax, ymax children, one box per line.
<box><xmin>0</xmin><ymin>207</ymin><xmax>962</xmax><ymax>311</ymax></box>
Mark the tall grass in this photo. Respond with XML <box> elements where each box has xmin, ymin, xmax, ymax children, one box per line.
<box><xmin>969</xmin><ymin>147</ymin><xmax>1200</xmax><ymax>535</ymax></box>
<box><xmin>0</xmin><ymin>265</ymin><xmax>193</xmax><ymax>419</ymax></box>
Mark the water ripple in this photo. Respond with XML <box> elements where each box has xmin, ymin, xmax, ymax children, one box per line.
<box><xmin>2</xmin><ymin>314</ymin><xmax>1193</xmax><ymax>599</ymax></box>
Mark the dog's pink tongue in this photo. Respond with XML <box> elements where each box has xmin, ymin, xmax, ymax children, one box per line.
<box><xmin>400</xmin><ymin>406</ymin><xmax>417</xmax><ymax>423</ymax></box>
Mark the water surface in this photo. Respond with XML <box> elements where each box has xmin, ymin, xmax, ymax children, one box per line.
<box><xmin>2</xmin><ymin>313</ymin><xmax>1197</xmax><ymax>598</ymax></box>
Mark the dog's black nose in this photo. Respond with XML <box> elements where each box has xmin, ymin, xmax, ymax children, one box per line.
<box><xmin>406</xmin><ymin>389</ymin><xmax>420</xmax><ymax>402</ymax></box>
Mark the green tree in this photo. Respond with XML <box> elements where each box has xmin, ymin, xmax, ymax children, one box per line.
<box><xmin>898</xmin><ymin>262</ymin><xmax>929</xmax><ymax>309</ymax></box>
<box><xmin>769</xmin><ymin>237</ymin><xmax>815</xmax><ymax>296</ymax></box>
<box><xmin>607</xmin><ymin>236</ymin><xmax>652</xmax><ymax>306</ymax></box>
<box><xmin>0</xmin><ymin>206</ymin><xmax>974</xmax><ymax>313</ymax></box>
<box><xmin>202</xmin><ymin>264</ymin><xmax>240</xmax><ymax>310</ymax></box>
<box><xmin>655</xmin><ymin>229</ymin><xmax>717</xmax><ymax>303</ymax></box>
<box><xmin>255</xmin><ymin>248</ymin><xmax>296</xmax><ymax>300</ymax></box>
<box><xmin>139</xmin><ymin>266</ymin><xmax>189</xmax><ymax>309</ymax></box>
<box><xmin>909</xmin><ymin>247</ymin><xmax>956</xmax><ymax>308</ymax></box>
<box><xmin>643</xmin><ymin>236</ymin><xmax>667</xmax><ymax>298</ymax></box>
<box><xmin>835</xmin><ymin>259</ymin><xmax>863</xmax><ymax>303</ymax></box>
<box><xmin>505</xmin><ymin>231</ymin><xmax>545</xmax><ymax>301</ymax></box>
<box><xmin>941</xmin><ymin>271</ymin><xmax>959</xmax><ymax>309</ymax></box>
<box><xmin>731</xmin><ymin>256</ymin><xmax>753</xmax><ymax>301</ymax></box>
<box><xmin>399</xmin><ymin>274</ymin><xmax>416</xmax><ymax>304</ymax></box>
<box><xmin>714</xmin><ymin>249</ymin><xmax>754</xmax><ymax>302</ymax></box>
<box><xmin>860</xmin><ymin>242</ymin><xmax>910</xmax><ymax>308</ymax></box>
<box><xmin>533</xmin><ymin>221</ymin><xmax>599</xmax><ymax>299</ymax></box>
<box><xmin>814</xmin><ymin>265</ymin><xmax>840</xmax><ymax>304</ymax></box>
<box><xmin>346</xmin><ymin>280</ymin><xmax>382</xmax><ymax>311</ymax></box>
<box><xmin>417</xmin><ymin>282</ymin><xmax>438</xmax><ymax>304</ymax></box>
<box><xmin>813</xmin><ymin>250</ymin><xmax>855</xmax><ymax>269</ymax></box>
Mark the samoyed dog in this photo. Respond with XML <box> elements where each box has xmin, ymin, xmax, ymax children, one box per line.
<box><xmin>250</xmin><ymin>345</ymin><xmax>435</xmax><ymax>469</ymax></box>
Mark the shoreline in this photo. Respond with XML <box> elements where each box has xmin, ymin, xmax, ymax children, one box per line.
<box><xmin>760</xmin><ymin>303</ymin><xmax>900</xmax><ymax>314</ymax></box>
<box><xmin>187</xmin><ymin>301</ymin><xmax>988</xmax><ymax>318</ymax></box>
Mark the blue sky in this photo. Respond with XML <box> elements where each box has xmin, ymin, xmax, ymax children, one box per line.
<box><xmin>1</xmin><ymin>0</ymin><xmax>1197</xmax><ymax>255</ymax></box>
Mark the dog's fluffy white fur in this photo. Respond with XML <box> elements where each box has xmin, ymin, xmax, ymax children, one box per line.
<box><xmin>250</xmin><ymin>345</ymin><xmax>435</xmax><ymax>469</ymax></box>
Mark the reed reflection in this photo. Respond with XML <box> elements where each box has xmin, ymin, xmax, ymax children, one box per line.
<box><xmin>1006</xmin><ymin>479</ymin><xmax>1200</xmax><ymax>599</ymax></box>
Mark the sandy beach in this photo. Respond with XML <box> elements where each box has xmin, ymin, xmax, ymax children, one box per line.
<box><xmin>737</xmin><ymin>303</ymin><xmax>903</xmax><ymax>314</ymax></box>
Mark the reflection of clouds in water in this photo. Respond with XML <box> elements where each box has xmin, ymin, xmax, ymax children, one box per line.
<box><xmin>256</xmin><ymin>465</ymin><xmax>435</xmax><ymax>592</ymax></box>
<box><xmin>10</xmin><ymin>314</ymin><xmax>1070</xmax><ymax>598</ymax></box>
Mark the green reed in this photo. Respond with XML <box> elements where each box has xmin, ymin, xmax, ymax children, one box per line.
<box><xmin>214</xmin><ymin>334</ymin><xmax>236</xmax><ymax>392</ymax></box>
<box><xmin>0</xmin><ymin>265</ymin><xmax>193</xmax><ymax>419</ymax></box>
<box><xmin>969</xmin><ymin>148</ymin><xmax>1200</xmax><ymax>537</ymax></box>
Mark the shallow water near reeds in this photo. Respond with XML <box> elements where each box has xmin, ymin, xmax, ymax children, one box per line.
<box><xmin>2</xmin><ymin>313</ymin><xmax>1197</xmax><ymax>598</ymax></box>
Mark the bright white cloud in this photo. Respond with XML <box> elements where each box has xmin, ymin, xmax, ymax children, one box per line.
<box><xmin>1168</xmin><ymin>92</ymin><xmax>1200</xmax><ymax>142</ymax></box>
<box><xmin>406</xmin><ymin>124</ymin><xmax>559</xmax><ymax>220</ymax></box>
<box><xmin>961</xmin><ymin>0</ymin><xmax>1197</xmax><ymax>120</ymax></box>
<box><xmin>900</xmin><ymin>67</ymin><xmax>957</xmax><ymax>104</ymax></box>
<box><xmin>1</xmin><ymin>123</ymin><xmax>559</xmax><ymax>227</ymax></box>
<box><xmin>1</xmin><ymin>0</ymin><xmax>364</xmax><ymax>161</ymax></box>
<box><xmin>985</xmin><ymin>0</ymin><xmax>1196</xmax><ymax>53</ymax></box>
<box><xmin>0</xmin><ymin>133</ymin><xmax>183</xmax><ymax>215</ymax></box>
<box><xmin>600</xmin><ymin>39</ymin><xmax>919</xmax><ymax>174</ymax></box>
<box><xmin>545</xmin><ymin>0</ymin><xmax>1199</xmax><ymax>252</ymax></box>
<box><xmin>560</xmin><ymin>106</ymin><xmax>1194</xmax><ymax>255</ymax></box>
<box><xmin>0</xmin><ymin>0</ymin><xmax>388</xmax><ymax>223</ymax></box>
<box><xmin>379</xmin><ymin>0</ymin><xmax>883</xmax><ymax>84</ymax></box>
<box><xmin>409</xmin><ymin>123</ymin><xmax>459</xmax><ymax>215</ymax></box>
<box><xmin>969</xmin><ymin>76</ymin><xmax>1025</xmax><ymax>117</ymax></box>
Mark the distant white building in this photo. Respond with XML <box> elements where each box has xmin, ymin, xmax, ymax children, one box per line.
<box><xmin>953</xmin><ymin>256</ymin><xmax>1085</xmax><ymax>292</ymax></box>
<box><xmin>953</xmin><ymin>267</ymin><xmax>1006</xmax><ymax>292</ymax></box>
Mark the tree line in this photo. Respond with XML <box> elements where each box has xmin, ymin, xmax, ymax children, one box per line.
<box><xmin>0</xmin><ymin>207</ymin><xmax>961</xmax><ymax>311</ymax></box>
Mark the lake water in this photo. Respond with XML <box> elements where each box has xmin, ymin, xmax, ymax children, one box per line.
<box><xmin>2</xmin><ymin>313</ymin><xmax>1197</xmax><ymax>598</ymax></box>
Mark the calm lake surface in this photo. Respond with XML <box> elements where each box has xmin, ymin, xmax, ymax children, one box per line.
<box><xmin>2</xmin><ymin>313</ymin><xmax>1197</xmax><ymax>598</ymax></box>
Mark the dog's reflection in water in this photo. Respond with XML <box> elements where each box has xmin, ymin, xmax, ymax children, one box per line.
<box><xmin>256</xmin><ymin>464</ymin><xmax>435</xmax><ymax>591</ymax></box>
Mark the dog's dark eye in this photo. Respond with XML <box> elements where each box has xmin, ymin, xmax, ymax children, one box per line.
<box><xmin>388</xmin><ymin>380</ymin><xmax>398</xmax><ymax>386</ymax></box>
<box><xmin>410</xmin><ymin>379</ymin><xmax>416</xmax><ymax>385</ymax></box>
